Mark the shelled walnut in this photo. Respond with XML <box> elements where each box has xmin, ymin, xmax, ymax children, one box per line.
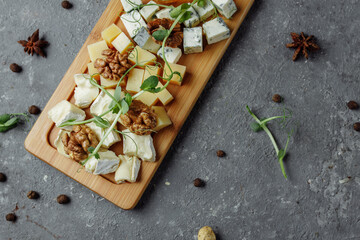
<box><xmin>62</xmin><ymin>125</ymin><xmax>99</xmax><ymax>162</ymax></box>
<box><xmin>120</xmin><ymin>100</ymin><xmax>157</xmax><ymax>135</ymax></box>
<box><xmin>94</xmin><ymin>49</ymin><xmax>132</xmax><ymax>80</ymax></box>
<box><xmin>148</xmin><ymin>18</ymin><xmax>183</xmax><ymax>48</ymax></box>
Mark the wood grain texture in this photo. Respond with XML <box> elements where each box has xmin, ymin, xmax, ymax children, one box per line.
<box><xmin>24</xmin><ymin>0</ymin><xmax>254</xmax><ymax>209</ymax></box>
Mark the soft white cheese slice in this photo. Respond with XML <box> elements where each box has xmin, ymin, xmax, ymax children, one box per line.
<box><xmin>157</xmin><ymin>47</ymin><xmax>182</xmax><ymax>64</ymax></box>
<box><xmin>115</xmin><ymin>155</ymin><xmax>141</xmax><ymax>183</ymax></box>
<box><xmin>122</xmin><ymin>130</ymin><xmax>156</xmax><ymax>162</ymax></box>
<box><xmin>203</xmin><ymin>17</ymin><xmax>230</xmax><ymax>44</ymax></box>
<box><xmin>74</xmin><ymin>74</ymin><xmax>99</xmax><ymax>108</ymax></box>
<box><xmin>120</xmin><ymin>0</ymin><xmax>142</xmax><ymax>13</ymax></box>
<box><xmin>90</xmin><ymin>89</ymin><xmax>120</xmax><ymax>123</ymax></box>
<box><xmin>54</xmin><ymin>130</ymin><xmax>70</xmax><ymax>158</ymax></box>
<box><xmin>193</xmin><ymin>0</ymin><xmax>215</xmax><ymax>21</ymax></box>
<box><xmin>140</xmin><ymin>1</ymin><xmax>159</xmax><ymax>22</ymax></box>
<box><xmin>48</xmin><ymin>100</ymin><xmax>86</xmax><ymax>131</ymax></box>
<box><xmin>85</xmin><ymin>151</ymin><xmax>120</xmax><ymax>175</ymax></box>
<box><xmin>211</xmin><ymin>0</ymin><xmax>237</xmax><ymax>19</ymax></box>
<box><xmin>121</xmin><ymin>11</ymin><xmax>147</xmax><ymax>38</ymax></box>
<box><xmin>86</xmin><ymin>122</ymin><xmax>121</xmax><ymax>149</ymax></box>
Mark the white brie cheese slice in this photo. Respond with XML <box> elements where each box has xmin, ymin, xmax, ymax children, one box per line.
<box><xmin>84</xmin><ymin>151</ymin><xmax>120</xmax><ymax>175</ymax></box>
<box><xmin>90</xmin><ymin>89</ymin><xmax>120</xmax><ymax>123</ymax></box>
<box><xmin>122</xmin><ymin>130</ymin><xmax>156</xmax><ymax>162</ymax></box>
<box><xmin>54</xmin><ymin>130</ymin><xmax>70</xmax><ymax>158</ymax></box>
<box><xmin>86</xmin><ymin>122</ymin><xmax>121</xmax><ymax>149</ymax></box>
<box><xmin>115</xmin><ymin>155</ymin><xmax>141</xmax><ymax>183</ymax></box>
<box><xmin>74</xmin><ymin>74</ymin><xmax>99</xmax><ymax>108</ymax></box>
<box><xmin>48</xmin><ymin>100</ymin><xmax>86</xmax><ymax>131</ymax></box>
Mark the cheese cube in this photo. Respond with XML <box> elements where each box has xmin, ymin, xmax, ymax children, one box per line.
<box><xmin>101</xmin><ymin>24</ymin><xmax>122</xmax><ymax>48</ymax></box>
<box><xmin>100</xmin><ymin>75</ymin><xmax>126</xmax><ymax>89</ymax></box>
<box><xmin>183</xmin><ymin>27</ymin><xmax>203</xmax><ymax>54</ymax></box>
<box><xmin>212</xmin><ymin>0</ymin><xmax>237</xmax><ymax>19</ymax></box>
<box><xmin>86</xmin><ymin>122</ymin><xmax>121</xmax><ymax>149</ymax></box>
<box><xmin>54</xmin><ymin>130</ymin><xmax>70</xmax><ymax>158</ymax></box>
<box><xmin>121</xmin><ymin>11</ymin><xmax>147</xmax><ymax>38</ymax></box>
<box><xmin>115</xmin><ymin>155</ymin><xmax>141</xmax><ymax>183</ymax></box>
<box><xmin>87</xmin><ymin>62</ymin><xmax>100</xmax><ymax>80</ymax></box>
<box><xmin>128</xmin><ymin>46</ymin><xmax>157</xmax><ymax>65</ymax></box>
<box><xmin>87</xmin><ymin>40</ymin><xmax>109</xmax><ymax>62</ymax></box>
<box><xmin>140</xmin><ymin>1</ymin><xmax>160</xmax><ymax>22</ymax></box>
<box><xmin>163</xmin><ymin>62</ymin><xmax>186</xmax><ymax>86</ymax></box>
<box><xmin>193</xmin><ymin>0</ymin><xmax>215</xmax><ymax>21</ymax></box>
<box><xmin>120</xmin><ymin>0</ymin><xmax>142</xmax><ymax>13</ymax></box>
<box><xmin>144</xmin><ymin>65</ymin><xmax>161</xmax><ymax>79</ymax></box>
<box><xmin>74</xmin><ymin>74</ymin><xmax>100</xmax><ymax>108</ymax></box>
<box><xmin>155</xmin><ymin>7</ymin><xmax>175</xmax><ymax>20</ymax></box>
<box><xmin>126</xmin><ymin>68</ymin><xmax>144</xmax><ymax>93</ymax></box>
<box><xmin>136</xmin><ymin>91</ymin><xmax>158</xmax><ymax>106</ymax></box>
<box><xmin>112</xmin><ymin>32</ymin><xmax>134</xmax><ymax>54</ymax></box>
<box><xmin>134</xmin><ymin>27</ymin><xmax>161</xmax><ymax>54</ymax></box>
<box><xmin>203</xmin><ymin>17</ymin><xmax>230</xmax><ymax>44</ymax></box>
<box><xmin>48</xmin><ymin>100</ymin><xmax>86</xmax><ymax>131</ymax></box>
<box><xmin>85</xmin><ymin>151</ymin><xmax>120</xmax><ymax>175</ymax></box>
<box><xmin>122</xmin><ymin>130</ymin><xmax>156</xmax><ymax>162</ymax></box>
<box><xmin>151</xmin><ymin>106</ymin><xmax>172</xmax><ymax>131</ymax></box>
<box><xmin>155</xmin><ymin>81</ymin><xmax>174</xmax><ymax>105</ymax></box>
<box><xmin>157</xmin><ymin>47</ymin><xmax>182</xmax><ymax>64</ymax></box>
<box><xmin>184</xmin><ymin>7</ymin><xmax>200</xmax><ymax>28</ymax></box>
<box><xmin>90</xmin><ymin>90</ymin><xmax>119</xmax><ymax>123</ymax></box>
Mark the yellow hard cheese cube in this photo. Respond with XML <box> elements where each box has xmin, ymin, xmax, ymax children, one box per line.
<box><xmin>128</xmin><ymin>46</ymin><xmax>156</xmax><ymax>66</ymax></box>
<box><xmin>136</xmin><ymin>91</ymin><xmax>158</xmax><ymax>106</ymax></box>
<box><xmin>87</xmin><ymin>62</ymin><xmax>100</xmax><ymax>80</ymax></box>
<box><xmin>144</xmin><ymin>65</ymin><xmax>161</xmax><ymax>79</ymax></box>
<box><xmin>152</xmin><ymin>106</ymin><xmax>172</xmax><ymax>131</ymax></box>
<box><xmin>87</xmin><ymin>40</ymin><xmax>109</xmax><ymax>62</ymax></box>
<box><xmin>126</xmin><ymin>68</ymin><xmax>144</xmax><ymax>93</ymax></box>
<box><xmin>163</xmin><ymin>63</ymin><xmax>186</xmax><ymax>86</ymax></box>
<box><xmin>101</xmin><ymin>24</ymin><xmax>122</xmax><ymax>48</ymax></box>
<box><xmin>155</xmin><ymin>82</ymin><xmax>173</xmax><ymax>105</ymax></box>
<box><xmin>112</xmin><ymin>32</ymin><xmax>134</xmax><ymax>54</ymax></box>
<box><xmin>100</xmin><ymin>76</ymin><xmax>126</xmax><ymax>88</ymax></box>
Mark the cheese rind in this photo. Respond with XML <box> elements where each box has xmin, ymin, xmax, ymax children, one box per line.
<box><xmin>90</xmin><ymin>90</ymin><xmax>118</xmax><ymax>123</ymax></box>
<box><xmin>151</xmin><ymin>106</ymin><xmax>172</xmax><ymax>131</ymax></box>
<box><xmin>48</xmin><ymin>100</ymin><xmax>86</xmax><ymax>131</ymax></box>
<box><xmin>101</xmin><ymin>24</ymin><xmax>122</xmax><ymax>48</ymax></box>
<box><xmin>74</xmin><ymin>74</ymin><xmax>99</xmax><ymax>108</ymax></box>
<box><xmin>85</xmin><ymin>151</ymin><xmax>120</xmax><ymax>175</ymax></box>
<box><xmin>193</xmin><ymin>0</ymin><xmax>215</xmax><ymax>21</ymax></box>
<box><xmin>183</xmin><ymin>7</ymin><xmax>200</xmax><ymax>28</ymax></box>
<box><xmin>115</xmin><ymin>155</ymin><xmax>141</xmax><ymax>183</ymax></box>
<box><xmin>133</xmin><ymin>27</ymin><xmax>161</xmax><ymax>54</ymax></box>
<box><xmin>183</xmin><ymin>27</ymin><xmax>203</xmax><ymax>54</ymax></box>
<box><xmin>211</xmin><ymin>0</ymin><xmax>237</xmax><ymax>19</ymax></box>
<box><xmin>54</xmin><ymin>130</ymin><xmax>70</xmax><ymax>158</ymax></box>
<box><xmin>120</xmin><ymin>0</ymin><xmax>142</xmax><ymax>13</ymax></box>
<box><xmin>157</xmin><ymin>47</ymin><xmax>182</xmax><ymax>64</ymax></box>
<box><xmin>203</xmin><ymin>17</ymin><xmax>230</xmax><ymax>44</ymax></box>
<box><xmin>87</xmin><ymin>40</ymin><xmax>109</xmax><ymax>62</ymax></box>
<box><xmin>140</xmin><ymin>1</ymin><xmax>160</xmax><ymax>22</ymax></box>
<box><xmin>128</xmin><ymin>46</ymin><xmax>157</xmax><ymax>65</ymax></box>
<box><xmin>121</xmin><ymin>11</ymin><xmax>147</xmax><ymax>38</ymax></box>
<box><xmin>123</xmin><ymin>130</ymin><xmax>156</xmax><ymax>162</ymax></box>
<box><xmin>112</xmin><ymin>32</ymin><xmax>134</xmax><ymax>54</ymax></box>
<box><xmin>126</xmin><ymin>68</ymin><xmax>145</xmax><ymax>93</ymax></box>
<box><xmin>163</xmin><ymin>62</ymin><xmax>186</xmax><ymax>86</ymax></box>
<box><xmin>86</xmin><ymin>122</ymin><xmax>121</xmax><ymax>149</ymax></box>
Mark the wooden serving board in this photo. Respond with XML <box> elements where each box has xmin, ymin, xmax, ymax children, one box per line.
<box><xmin>24</xmin><ymin>0</ymin><xmax>254</xmax><ymax>209</ymax></box>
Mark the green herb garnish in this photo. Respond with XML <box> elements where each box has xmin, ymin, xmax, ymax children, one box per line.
<box><xmin>0</xmin><ymin>113</ymin><xmax>29</xmax><ymax>132</ymax></box>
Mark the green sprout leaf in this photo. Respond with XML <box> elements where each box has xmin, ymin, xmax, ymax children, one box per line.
<box><xmin>93</xmin><ymin>115</ymin><xmax>110</xmax><ymax>129</ymax></box>
<box><xmin>178</xmin><ymin>11</ymin><xmax>192</xmax><ymax>23</ymax></box>
<box><xmin>197</xmin><ymin>0</ymin><xmax>205</xmax><ymax>7</ymax></box>
<box><xmin>250</xmin><ymin>122</ymin><xmax>262</xmax><ymax>132</ymax></box>
<box><xmin>152</xmin><ymin>29</ymin><xmax>169</xmax><ymax>41</ymax></box>
<box><xmin>121</xmin><ymin>98</ymin><xmax>129</xmax><ymax>114</ymax></box>
<box><xmin>141</xmin><ymin>76</ymin><xmax>159</xmax><ymax>91</ymax></box>
<box><xmin>0</xmin><ymin>114</ymin><xmax>11</xmax><ymax>124</ymax></box>
<box><xmin>170</xmin><ymin>3</ymin><xmax>190</xmax><ymax>18</ymax></box>
<box><xmin>109</xmin><ymin>86</ymin><xmax>123</xmax><ymax>113</ymax></box>
<box><xmin>125</xmin><ymin>92</ymin><xmax>132</xmax><ymax>106</ymax></box>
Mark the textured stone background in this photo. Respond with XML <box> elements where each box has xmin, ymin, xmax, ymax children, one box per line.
<box><xmin>1</xmin><ymin>0</ymin><xmax>360</xmax><ymax>239</ymax></box>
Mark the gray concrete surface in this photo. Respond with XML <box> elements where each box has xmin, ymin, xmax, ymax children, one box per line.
<box><xmin>1</xmin><ymin>0</ymin><xmax>360</xmax><ymax>239</ymax></box>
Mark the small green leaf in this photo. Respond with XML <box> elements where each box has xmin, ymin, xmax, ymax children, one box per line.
<box><xmin>178</xmin><ymin>11</ymin><xmax>192</xmax><ymax>23</ymax></box>
<box><xmin>170</xmin><ymin>3</ymin><xmax>190</xmax><ymax>18</ymax></box>
<box><xmin>121</xmin><ymin>99</ymin><xmax>129</xmax><ymax>114</ymax></box>
<box><xmin>109</xmin><ymin>86</ymin><xmax>122</xmax><ymax>111</ymax></box>
<box><xmin>88</xmin><ymin>146</ymin><xmax>95</xmax><ymax>153</ymax></box>
<box><xmin>94</xmin><ymin>153</ymin><xmax>100</xmax><ymax>159</ymax></box>
<box><xmin>152</xmin><ymin>30</ymin><xmax>168</xmax><ymax>41</ymax></box>
<box><xmin>4</xmin><ymin>117</ymin><xmax>19</xmax><ymax>127</ymax></box>
<box><xmin>0</xmin><ymin>114</ymin><xmax>11</xmax><ymax>124</ymax></box>
<box><xmin>197</xmin><ymin>0</ymin><xmax>205</xmax><ymax>7</ymax></box>
<box><xmin>125</xmin><ymin>93</ymin><xmax>132</xmax><ymax>106</ymax></box>
<box><xmin>93</xmin><ymin>115</ymin><xmax>110</xmax><ymax>129</ymax></box>
<box><xmin>250</xmin><ymin>122</ymin><xmax>262</xmax><ymax>132</ymax></box>
<box><xmin>141</xmin><ymin>76</ymin><xmax>159</xmax><ymax>90</ymax></box>
<box><xmin>145</xmin><ymin>87</ymin><xmax>162</xmax><ymax>93</ymax></box>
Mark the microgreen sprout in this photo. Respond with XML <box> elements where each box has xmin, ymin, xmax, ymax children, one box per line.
<box><xmin>0</xmin><ymin>112</ymin><xmax>29</xmax><ymax>132</ymax></box>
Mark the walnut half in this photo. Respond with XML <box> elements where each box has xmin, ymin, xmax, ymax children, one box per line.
<box><xmin>62</xmin><ymin>125</ymin><xmax>99</xmax><ymax>162</ymax></box>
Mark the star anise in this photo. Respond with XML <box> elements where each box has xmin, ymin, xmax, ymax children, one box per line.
<box><xmin>148</xmin><ymin>18</ymin><xmax>183</xmax><ymax>48</ymax></box>
<box><xmin>286</xmin><ymin>32</ymin><xmax>319</xmax><ymax>61</ymax></box>
<box><xmin>18</xmin><ymin>29</ymin><xmax>49</xmax><ymax>58</ymax></box>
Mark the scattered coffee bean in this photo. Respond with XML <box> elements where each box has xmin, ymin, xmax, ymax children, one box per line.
<box><xmin>193</xmin><ymin>178</ymin><xmax>205</xmax><ymax>187</ymax></box>
<box><xmin>28</xmin><ymin>105</ymin><xmax>41</xmax><ymax>115</ymax></box>
<box><xmin>57</xmin><ymin>194</ymin><xmax>70</xmax><ymax>204</ymax></box>
<box><xmin>354</xmin><ymin>122</ymin><xmax>360</xmax><ymax>132</ymax></box>
<box><xmin>5</xmin><ymin>213</ymin><xmax>16</xmax><ymax>222</ymax></box>
<box><xmin>272</xmin><ymin>94</ymin><xmax>282</xmax><ymax>103</ymax></box>
<box><xmin>0</xmin><ymin>173</ymin><xmax>7</xmax><ymax>182</ymax></box>
<box><xmin>9</xmin><ymin>63</ymin><xmax>22</xmax><ymax>73</ymax></box>
<box><xmin>27</xmin><ymin>191</ymin><xmax>39</xmax><ymax>200</ymax></box>
<box><xmin>216</xmin><ymin>150</ymin><xmax>226</xmax><ymax>157</ymax></box>
<box><xmin>61</xmin><ymin>1</ymin><xmax>73</xmax><ymax>9</ymax></box>
<box><xmin>347</xmin><ymin>101</ymin><xmax>359</xmax><ymax>110</ymax></box>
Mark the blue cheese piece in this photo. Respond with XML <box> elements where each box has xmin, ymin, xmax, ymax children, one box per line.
<box><xmin>86</xmin><ymin>122</ymin><xmax>121</xmax><ymax>149</ymax></box>
<box><xmin>193</xmin><ymin>0</ymin><xmax>215</xmax><ymax>21</ymax></box>
<box><xmin>121</xmin><ymin>11</ymin><xmax>147</xmax><ymax>38</ymax></box>
<box><xmin>157</xmin><ymin>47</ymin><xmax>182</xmax><ymax>64</ymax></box>
<box><xmin>115</xmin><ymin>155</ymin><xmax>141</xmax><ymax>183</ymax></box>
<box><xmin>48</xmin><ymin>100</ymin><xmax>86</xmax><ymax>131</ymax></box>
<box><xmin>211</xmin><ymin>0</ymin><xmax>237</xmax><ymax>19</ymax></box>
<box><xmin>183</xmin><ymin>7</ymin><xmax>200</xmax><ymax>28</ymax></box>
<box><xmin>155</xmin><ymin>7</ymin><xmax>175</xmax><ymax>20</ymax></box>
<box><xmin>122</xmin><ymin>130</ymin><xmax>156</xmax><ymax>162</ymax></box>
<box><xmin>74</xmin><ymin>74</ymin><xmax>99</xmax><ymax>108</ymax></box>
<box><xmin>85</xmin><ymin>151</ymin><xmax>120</xmax><ymax>175</ymax></box>
<box><xmin>120</xmin><ymin>0</ymin><xmax>142</xmax><ymax>13</ymax></box>
<box><xmin>183</xmin><ymin>27</ymin><xmax>203</xmax><ymax>54</ymax></box>
<box><xmin>140</xmin><ymin>1</ymin><xmax>159</xmax><ymax>22</ymax></box>
<box><xmin>134</xmin><ymin>27</ymin><xmax>161</xmax><ymax>53</ymax></box>
<box><xmin>203</xmin><ymin>17</ymin><xmax>230</xmax><ymax>44</ymax></box>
